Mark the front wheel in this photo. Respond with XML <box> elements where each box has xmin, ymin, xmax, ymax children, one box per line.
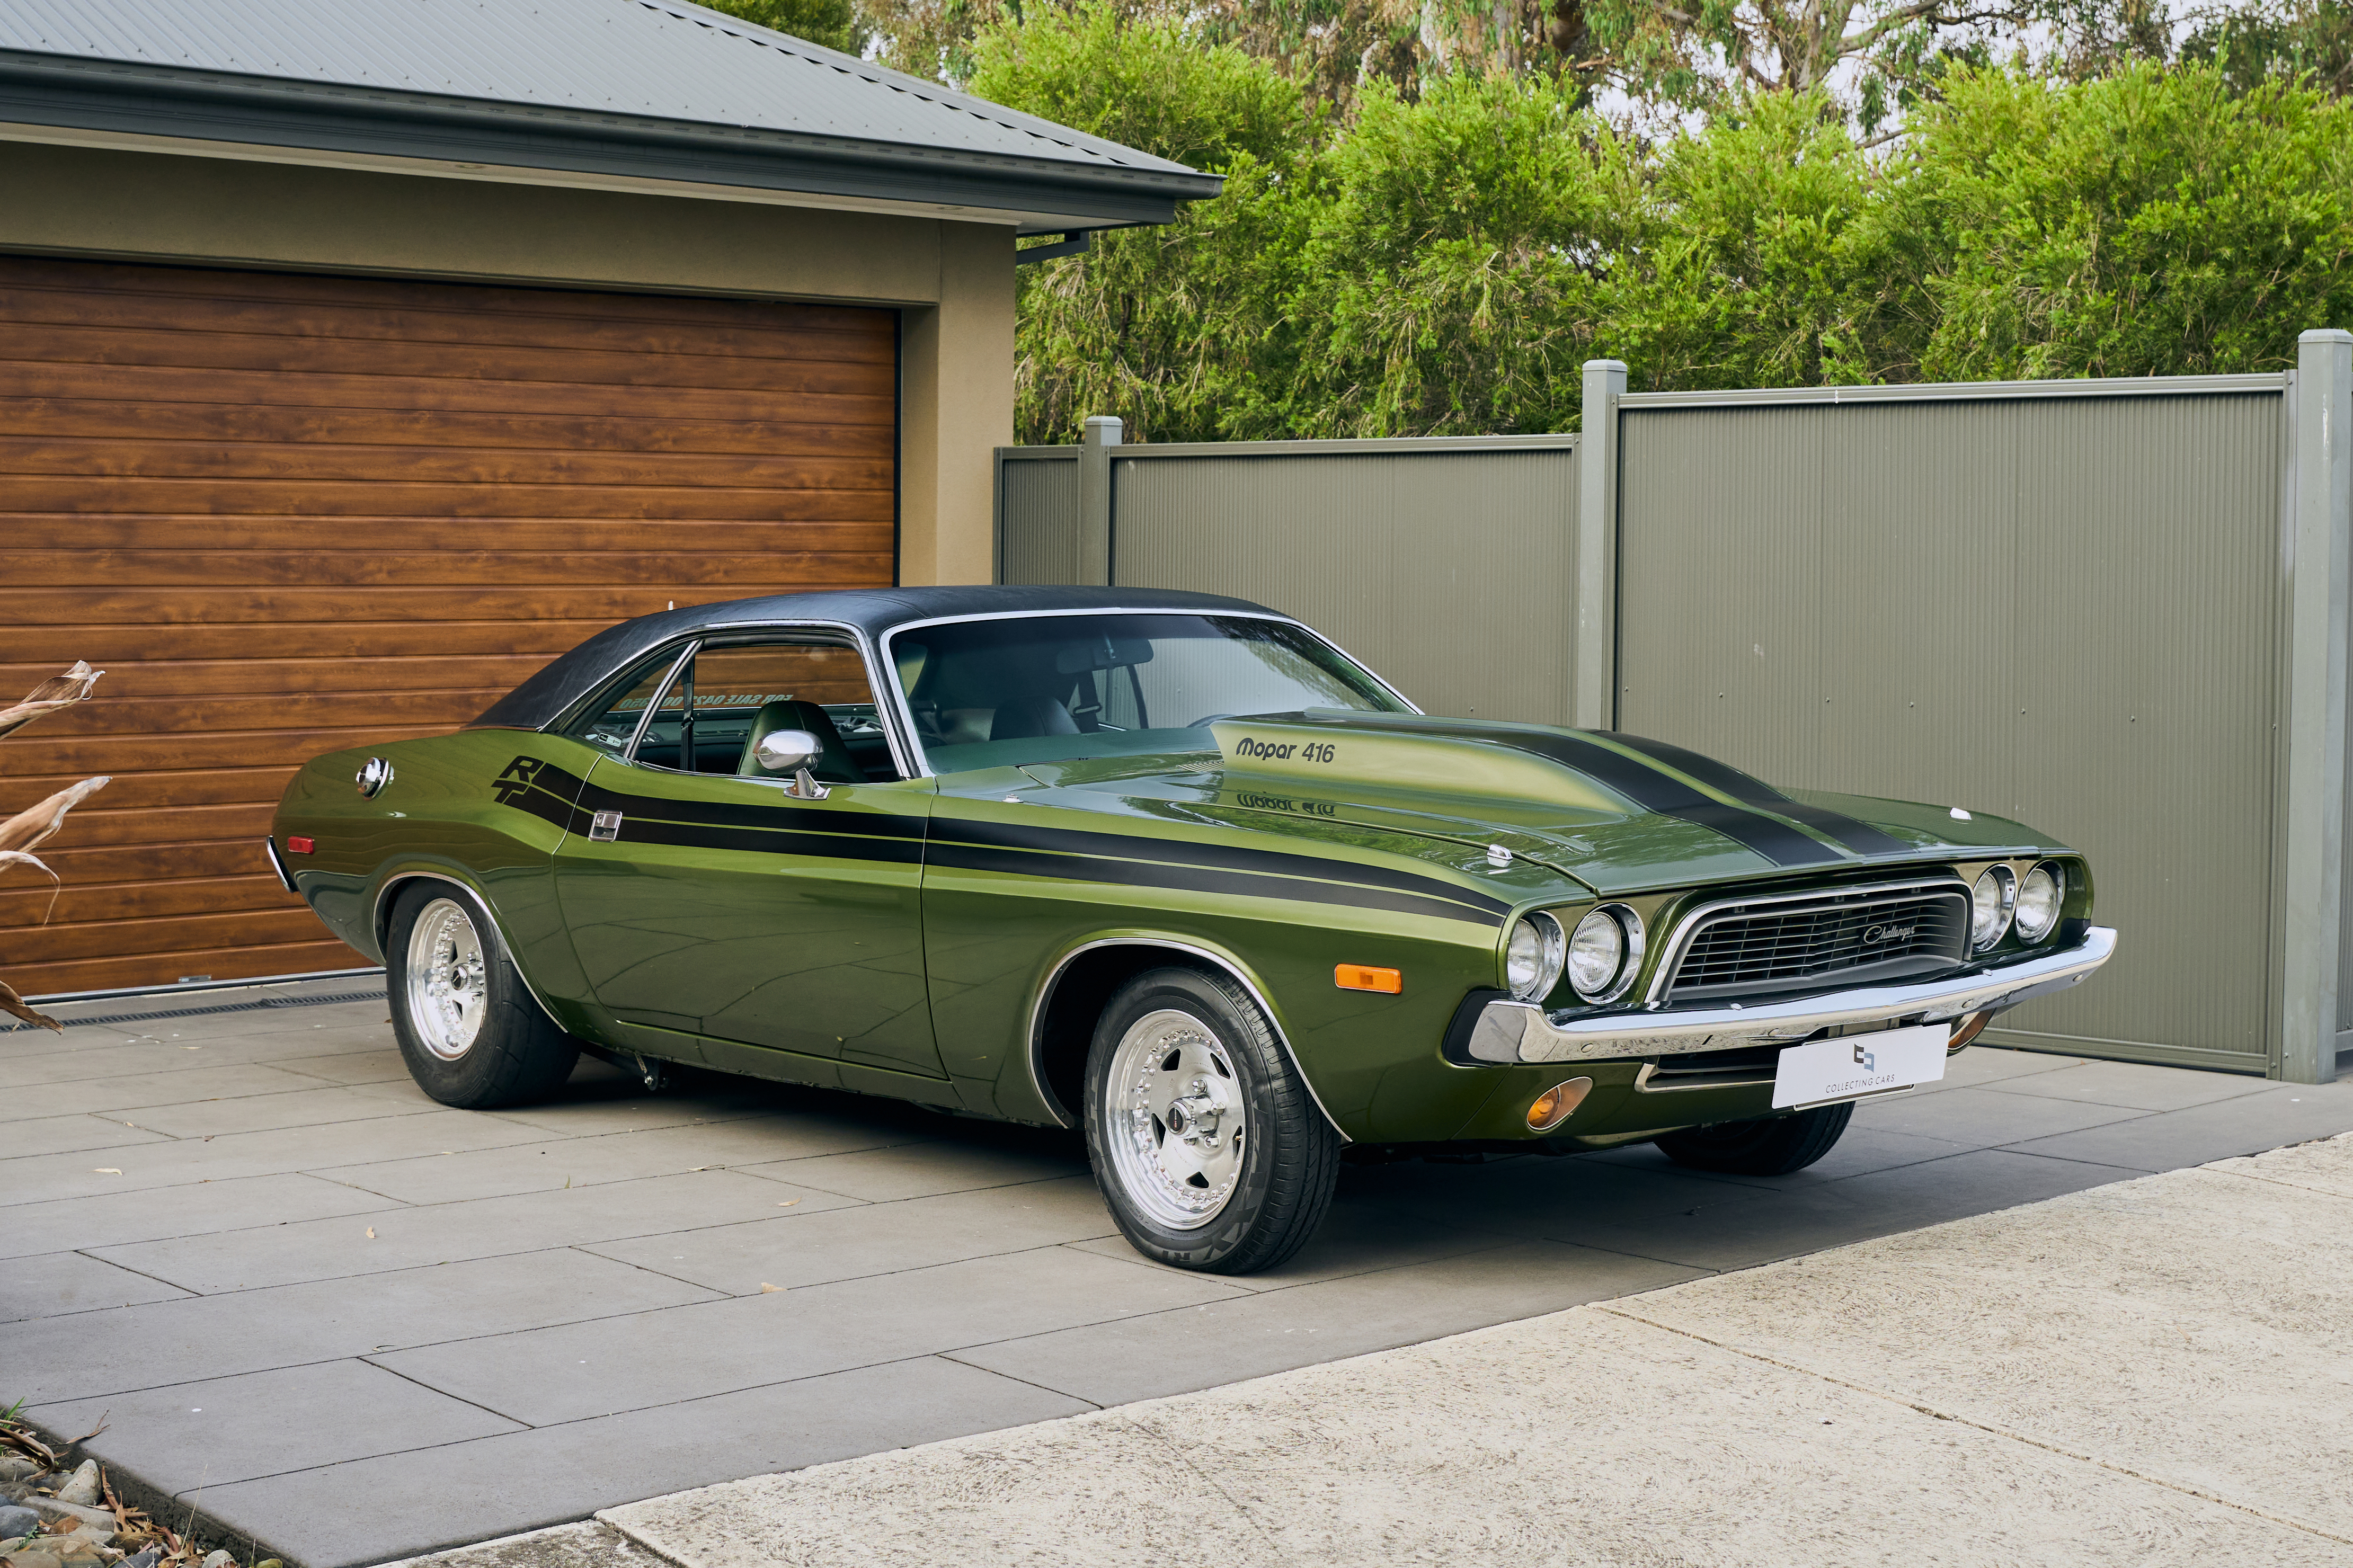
<box><xmin>1653</xmin><ymin>1101</ymin><xmax>1854</xmax><ymax>1176</ymax></box>
<box><xmin>387</xmin><ymin>880</ymin><xmax>579</xmax><ymax>1109</ymax></box>
<box><xmin>1083</xmin><ymin>966</ymin><xmax>1339</xmax><ymax>1274</ymax></box>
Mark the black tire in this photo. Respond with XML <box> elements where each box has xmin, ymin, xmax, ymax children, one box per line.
<box><xmin>1082</xmin><ymin>965</ymin><xmax>1339</xmax><ymax>1275</ymax></box>
<box><xmin>1653</xmin><ymin>1101</ymin><xmax>1854</xmax><ymax>1176</ymax></box>
<box><xmin>386</xmin><ymin>880</ymin><xmax>579</xmax><ymax>1109</ymax></box>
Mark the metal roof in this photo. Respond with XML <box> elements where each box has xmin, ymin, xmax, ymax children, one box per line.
<box><xmin>0</xmin><ymin>0</ymin><xmax>1220</xmax><ymax>231</ymax></box>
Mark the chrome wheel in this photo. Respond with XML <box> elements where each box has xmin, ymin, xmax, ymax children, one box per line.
<box><xmin>1101</xmin><ymin>1008</ymin><xmax>1246</xmax><ymax>1231</ymax></box>
<box><xmin>405</xmin><ymin>896</ymin><xmax>488</xmax><ymax>1061</ymax></box>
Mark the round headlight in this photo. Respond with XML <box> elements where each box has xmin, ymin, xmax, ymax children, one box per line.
<box><xmin>1970</xmin><ymin>865</ymin><xmax>2017</xmax><ymax>950</ymax></box>
<box><xmin>2014</xmin><ymin>862</ymin><xmax>2064</xmax><ymax>942</ymax></box>
<box><xmin>1505</xmin><ymin>912</ymin><xmax>1566</xmax><ymax>1001</ymax></box>
<box><xmin>1568</xmin><ymin>905</ymin><xmax>1646</xmax><ymax>1001</ymax></box>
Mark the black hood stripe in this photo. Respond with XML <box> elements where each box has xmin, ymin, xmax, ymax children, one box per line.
<box><xmin>1362</xmin><ymin>720</ymin><xmax>1845</xmax><ymax>868</ymax></box>
<box><xmin>1600</xmin><ymin>732</ymin><xmax>1910</xmax><ymax>857</ymax></box>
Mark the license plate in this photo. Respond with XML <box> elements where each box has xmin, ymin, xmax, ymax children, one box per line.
<box><xmin>1772</xmin><ymin>1023</ymin><xmax>1949</xmax><ymax>1109</ymax></box>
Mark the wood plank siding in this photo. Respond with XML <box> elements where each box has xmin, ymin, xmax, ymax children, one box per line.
<box><xmin>0</xmin><ymin>255</ymin><xmax>898</xmax><ymax>996</ymax></box>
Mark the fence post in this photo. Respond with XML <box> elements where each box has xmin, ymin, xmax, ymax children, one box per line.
<box><xmin>1574</xmin><ymin>360</ymin><xmax>1627</xmax><ymax>729</ymax></box>
<box><xmin>1078</xmin><ymin>414</ymin><xmax>1123</xmax><ymax>586</ymax></box>
<box><xmin>2281</xmin><ymin>329</ymin><xmax>2352</xmax><ymax>1083</ymax></box>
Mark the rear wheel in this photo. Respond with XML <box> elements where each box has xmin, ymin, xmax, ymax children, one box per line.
<box><xmin>386</xmin><ymin>880</ymin><xmax>578</xmax><ymax>1109</ymax></box>
<box><xmin>1653</xmin><ymin>1101</ymin><xmax>1854</xmax><ymax>1176</ymax></box>
<box><xmin>1084</xmin><ymin>966</ymin><xmax>1339</xmax><ymax>1274</ymax></box>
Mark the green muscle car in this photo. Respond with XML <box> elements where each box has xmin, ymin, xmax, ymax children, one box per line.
<box><xmin>270</xmin><ymin>587</ymin><xmax>2115</xmax><ymax>1273</ymax></box>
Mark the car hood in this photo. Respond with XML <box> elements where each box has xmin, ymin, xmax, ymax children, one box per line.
<box><xmin>1005</xmin><ymin>710</ymin><xmax>2065</xmax><ymax>897</ymax></box>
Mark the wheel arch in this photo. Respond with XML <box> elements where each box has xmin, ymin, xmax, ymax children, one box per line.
<box><xmin>1026</xmin><ymin>934</ymin><xmax>1349</xmax><ymax>1142</ymax></box>
<box><xmin>373</xmin><ymin>866</ymin><xmax>573</xmax><ymax>1036</ymax></box>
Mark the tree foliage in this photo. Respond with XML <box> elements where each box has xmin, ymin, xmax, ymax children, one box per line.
<box><xmin>971</xmin><ymin>11</ymin><xmax>2353</xmax><ymax>442</ymax></box>
<box><xmin>695</xmin><ymin>0</ymin><xmax>861</xmax><ymax>55</ymax></box>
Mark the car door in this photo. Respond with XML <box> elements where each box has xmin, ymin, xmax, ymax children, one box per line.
<box><xmin>549</xmin><ymin>633</ymin><xmax>943</xmax><ymax>1080</ymax></box>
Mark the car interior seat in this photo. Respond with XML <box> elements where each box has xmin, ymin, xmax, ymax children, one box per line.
<box><xmin>738</xmin><ymin>699</ymin><xmax>868</xmax><ymax>783</ymax></box>
<box><xmin>990</xmin><ymin>695</ymin><xmax>1080</xmax><ymax>741</ymax></box>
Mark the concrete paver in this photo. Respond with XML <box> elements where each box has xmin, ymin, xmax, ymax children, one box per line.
<box><xmin>92</xmin><ymin>1169</ymin><xmax>856</xmax><ymax>1294</ymax></box>
<box><xmin>7</xmin><ymin>1248</ymin><xmax>720</xmax><ymax>1406</ymax></box>
<box><xmin>8</xmin><ymin>977</ymin><xmax>2351</xmax><ymax>1567</ymax></box>
<box><xmin>3</xmin><ymin>1172</ymin><xmax>397</xmax><ymax>1260</ymax></box>
<box><xmin>1</xmin><ymin>1249</ymin><xmax>189</xmax><ymax>1322</ymax></box>
<box><xmin>374</xmin><ymin>1246</ymin><xmax>1247</xmax><ymax>1427</ymax></box>
<box><xmin>32</xmin><ymin>1361</ymin><xmax>525</xmax><ymax>1487</ymax></box>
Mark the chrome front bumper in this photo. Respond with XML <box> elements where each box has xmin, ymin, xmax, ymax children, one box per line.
<box><xmin>1463</xmin><ymin>925</ymin><xmax>2118</xmax><ymax>1065</ymax></box>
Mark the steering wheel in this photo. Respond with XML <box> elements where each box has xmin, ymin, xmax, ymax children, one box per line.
<box><xmin>1184</xmin><ymin>713</ymin><xmax>1244</xmax><ymax>728</ymax></box>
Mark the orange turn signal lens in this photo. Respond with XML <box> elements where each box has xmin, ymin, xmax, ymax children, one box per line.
<box><xmin>1334</xmin><ymin>963</ymin><xmax>1402</xmax><ymax>994</ymax></box>
<box><xmin>1526</xmin><ymin>1076</ymin><xmax>1593</xmax><ymax>1133</ymax></box>
<box><xmin>285</xmin><ymin>836</ymin><xmax>315</xmax><ymax>855</ymax></box>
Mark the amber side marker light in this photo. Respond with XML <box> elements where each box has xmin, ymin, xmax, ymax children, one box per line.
<box><xmin>1526</xmin><ymin>1076</ymin><xmax>1593</xmax><ymax>1133</ymax></box>
<box><xmin>285</xmin><ymin>836</ymin><xmax>315</xmax><ymax>855</ymax></box>
<box><xmin>1335</xmin><ymin>963</ymin><xmax>1402</xmax><ymax>994</ymax></box>
<box><xmin>1946</xmin><ymin>1010</ymin><xmax>1993</xmax><ymax>1053</ymax></box>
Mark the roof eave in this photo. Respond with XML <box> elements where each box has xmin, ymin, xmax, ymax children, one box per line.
<box><xmin>0</xmin><ymin>51</ymin><xmax>1223</xmax><ymax>230</ymax></box>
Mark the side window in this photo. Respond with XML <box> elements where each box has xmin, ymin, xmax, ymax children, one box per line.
<box><xmin>635</xmin><ymin>638</ymin><xmax>896</xmax><ymax>783</ymax></box>
<box><xmin>564</xmin><ymin>647</ymin><xmax>689</xmax><ymax>760</ymax></box>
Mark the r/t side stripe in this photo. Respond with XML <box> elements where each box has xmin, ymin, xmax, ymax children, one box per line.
<box><xmin>501</xmin><ymin>755</ymin><xmax>1502</xmax><ymax>926</ymax></box>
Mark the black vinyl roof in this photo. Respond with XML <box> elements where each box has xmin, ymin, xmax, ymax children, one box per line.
<box><xmin>470</xmin><ymin>585</ymin><xmax>1278</xmax><ymax>731</ymax></box>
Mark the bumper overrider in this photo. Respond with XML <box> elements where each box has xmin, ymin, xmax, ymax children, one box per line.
<box><xmin>1464</xmin><ymin>925</ymin><xmax>2118</xmax><ymax>1066</ymax></box>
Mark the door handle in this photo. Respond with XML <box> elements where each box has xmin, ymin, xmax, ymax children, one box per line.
<box><xmin>589</xmin><ymin>809</ymin><xmax>623</xmax><ymax>842</ymax></box>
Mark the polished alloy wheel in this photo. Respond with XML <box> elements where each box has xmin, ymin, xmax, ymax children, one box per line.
<box><xmin>1101</xmin><ymin>1008</ymin><xmax>1246</xmax><ymax>1230</ymax></box>
<box><xmin>405</xmin><ymin>896</ymin><xmax>489</xmax><ymax>1061</ymax></box>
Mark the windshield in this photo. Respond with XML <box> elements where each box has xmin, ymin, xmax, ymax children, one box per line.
<box><xmin>886</xmin><ymin>613</ymin><xmax>1409</xmax><ymax>773</ymax></box>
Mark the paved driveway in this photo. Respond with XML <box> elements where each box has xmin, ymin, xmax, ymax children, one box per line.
<box><xmin>8</xmin><ymin>978</ymin><xmax>2352</xmax><ymax>1567</ymax></box>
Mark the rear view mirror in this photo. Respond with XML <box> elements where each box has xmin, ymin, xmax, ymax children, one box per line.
<box><xmin>1053</xmin><ymin>636</ymin><xmax>1155</xmax><ymax>674</ymax></box>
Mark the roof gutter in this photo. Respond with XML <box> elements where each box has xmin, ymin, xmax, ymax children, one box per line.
<box><xmin>0</xmin><ymin>51</ymin><xmax>1222</xmax><ymax>231</ymax></box>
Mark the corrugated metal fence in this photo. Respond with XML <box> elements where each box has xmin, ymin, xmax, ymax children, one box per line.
<box><xmin>997</xmin><ymin>336</ymin><xmax>2353</xmax><ymax>1084</ymax></box>
<box><xmin>994</xmin><ymin>424</ymin><xmax>1581</xmax><ymax>725</ymax></box>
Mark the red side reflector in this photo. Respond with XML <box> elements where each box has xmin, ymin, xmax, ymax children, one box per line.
<box><xmin>285</xmin><ymin>836</ymin><xmax>315</xmax><ymax>855</ymax></box>
<box><xmin>1334</xmin><ymin>963</ymin><xmax>1402</xmax><ymax>994</ymax></box>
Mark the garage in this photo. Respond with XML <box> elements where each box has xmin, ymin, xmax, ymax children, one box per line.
<box><xmin>0</xmin><ymin>0</ymin><xmax>1214</xmax><ymax>1000</ymax></box>
<box><xmin>0</xmin><ymin>253</ymin><xmax>898</xmax><ymax>995</ymax></box>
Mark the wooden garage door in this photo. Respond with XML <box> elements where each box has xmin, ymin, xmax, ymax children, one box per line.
<box><xmin>0</xmin><ymin>255</ymin><xmax>896</xmax><ymax>998</ymax></box>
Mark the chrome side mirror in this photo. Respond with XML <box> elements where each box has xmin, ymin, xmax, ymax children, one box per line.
<box><xmin>754</xmin><ymin>729</ymin><xmax>829</xmax><ymax>799</ymax></box>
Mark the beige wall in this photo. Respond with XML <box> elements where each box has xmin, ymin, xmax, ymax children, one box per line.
<box><xmin>0</xmin><ymin>138</ymin><xmax>1016</xmax><ymax>583</ymax></box>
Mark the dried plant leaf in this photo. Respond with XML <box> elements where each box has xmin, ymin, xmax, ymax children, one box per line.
<box><xmin>0</xmin><ymin>979</ymin><xmax>59</xmax><ymax>1034</ymax></box>
<box><xmin>0</xmin><ymin>661</ymin><xmax>103</xmax><ymax>741</ymax></box>
<box><xmin>0</xmin><ymin>776</ymin><xmax>109</xmax><ymax>856</ymax></box>
<box><xmin>0</xmin><ymin>849</ymin><xmax>64</xmax><ymax>925</ymax></box>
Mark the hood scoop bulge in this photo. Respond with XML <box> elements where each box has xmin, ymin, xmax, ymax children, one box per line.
<box><xmin>1210</xmin><ymin>713</ymin><xmax>1624</xmax><ymax>813</ymax></box>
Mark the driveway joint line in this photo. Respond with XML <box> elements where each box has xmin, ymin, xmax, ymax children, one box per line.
<box><xmin>933</xmin><ymin>1352</ymin><xmax>1106</xmax><ymax>1410</ymax></box>
<box><xmin>1590</xmin><ymin>1303</ymin><xmax>2353</xmax><ymax>1548</ymax></box>
<box><xmin>362</xmin><ymin>1357</ymin><xmax>538</xmax><ymax>1429</ymax></box>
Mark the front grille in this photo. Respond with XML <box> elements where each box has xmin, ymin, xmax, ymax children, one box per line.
<box><xmin>1664</xmin><ymin>885</ymin><xmax>1970</xmax><ymax>1003</ymax></box>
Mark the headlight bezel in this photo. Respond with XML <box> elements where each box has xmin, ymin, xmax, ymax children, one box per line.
<box><xmin>1505</xmin><ymin>911</ymin><xmax>1567</xmax><ymax>1002</ymax></box>
<box><xmin>1970</xmin><ymin>864</ymin><xmax>2018</xmax><ymax>951</ymax></box>
<box><xmin>1567</xmin><ymin>903</ymin><xmax>1646</xmax><ymax>1003</ymax></box>
<box><xmin>2012</xmin><ymin>860</ymin><xmax>2065</xmax><ymax>943</ymax></box>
